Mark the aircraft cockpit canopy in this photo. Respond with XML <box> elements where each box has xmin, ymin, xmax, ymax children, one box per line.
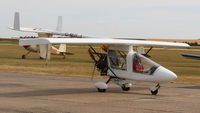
<box><xmin>108</xmin><ymin>49</ymin><xmax>159</xmax><ymax>75</ymax></box>
<box><xmin>133</xmin><ymin>53</ymin><xmax>159</xmax><ymax>75</ymax></box>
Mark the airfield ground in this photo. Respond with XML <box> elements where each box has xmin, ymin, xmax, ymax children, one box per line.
<box><xmin>0</xmin><ymin>72</ymin><xmax>199</xmax><ymax>113</ymax></box>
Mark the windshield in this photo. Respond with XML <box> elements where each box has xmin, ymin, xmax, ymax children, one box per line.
<box><xmin>133</xmin><ymin>53</ymin><xmax>159</xmax><ymax>75</ymax></box>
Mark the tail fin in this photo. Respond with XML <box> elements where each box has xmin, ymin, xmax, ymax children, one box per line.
<box><xmin>58</xmin><ymin>44</ymin><xmax>66</xmax><ymax>53</ymax></box>
<box><xmin>56</xmin><ymin>16</ymin><xmax>62</xmax><ymax>32</ymax></box>
<box><xmin>13</xmin><ymin>12</ymin><xmax>20</xmax><ymax>31</ymax></box>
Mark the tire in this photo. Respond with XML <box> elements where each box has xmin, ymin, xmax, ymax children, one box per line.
<box><xmin>121</xmin><ymin>85</ymin><xmax>130</xmax><ymax>91</ymax></box>
<box><xmin>97</xmin><ymin>88</ymin><xmax>106</xmax><ymax>92</ymax></box>
<box><xmin>22</xmin><ymin>55</ymin><xmax>26</xmax><ymax>59</ymax></box>
<box><xmin>151</xmin><ymin>89</ymin><xmax>158</xmax><ymax>95</ymax></box>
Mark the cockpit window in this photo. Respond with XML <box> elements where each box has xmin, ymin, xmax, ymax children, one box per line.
<box><xmin>108</xmin><ymin>50</ymin><xmax>127</xmax><ymax>70</ymax></box>
<box><xmin>133</xmin><ymin>53</ymin><xmax>159</xmax><ymax>75</ymax></box>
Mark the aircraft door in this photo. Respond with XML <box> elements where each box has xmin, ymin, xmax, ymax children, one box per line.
<box><xmin>108</xmin><ymin>50</ymin><xmax>127</xmax><ymax>71</ymax></box>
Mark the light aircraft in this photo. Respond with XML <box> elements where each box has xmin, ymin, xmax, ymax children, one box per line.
<box><xmin>8</xmin><ymin>12</ymin><xmax>85</xmax><ymax>59</ymax></box>
<box><xmin>181</xmin><ymin>53</ymin><xmax>200</xmax><ymax>59</ymax></box>
<box><xmin>19</xmin><ymin>38</ymin><xmax>190</xmax><ymax>95</ymax></box>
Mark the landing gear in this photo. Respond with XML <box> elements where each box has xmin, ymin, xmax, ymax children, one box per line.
<box><xmin>63</xmin><ymin>54</ymin><xmax>66</xmax><ymax>59</ymax></box>
<box><xmin>151</xmin><ymin>89</ymin><xmax>158</xmax><ymax>95</ymax></box>
<box><xmin>21</xmin><ymin>51</ymin><xmax>31</xmax><ymax>59</ymax></box>
<box><xmin>60</xmin><ymin>52</ymin><xmax>66</xmax><ymax>59</ymax></box>
<box><xmin>95</xmin><ymin>77</ymin><xmax>133</xmax><ymax>92</ymax></box>
<box><xmin>111</xmin><ymin>78</ymin><xmax>132</xmax><ymax>91</ymax></box>
<box><xmin>97</xmin><ymin>88</ymin><xmax>106</xmax><ymax>92</ymax></box>
<box><xmin>121</xmin><ymin>85</ymin><xmax>130</xmax><ymax>91</ymax></box>
<box><xmin>21</xmin><ymin>55</ymin><xmax>26</xmax><ymax>59</ymax></box>
<box><xmin>94</xmin><ymin>82</ymin><xmax>108</xmax><ymax>93</ymax></box>
<box><xmin>150</xmin><ymin>84</ymin><xmax>160</xmax><ymax>95</ymax></box>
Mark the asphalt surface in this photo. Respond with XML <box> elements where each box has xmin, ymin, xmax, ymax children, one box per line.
<box><xmin>0</xmin><ymin>72</ymin><xmax>199</xmax><ymax>113</ymax></box>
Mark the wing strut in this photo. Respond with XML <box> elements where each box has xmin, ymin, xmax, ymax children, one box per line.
<box><xmin>143</xmin><ymin>47</ymin><xmax>153</xmax><ymax>57</ymax></box>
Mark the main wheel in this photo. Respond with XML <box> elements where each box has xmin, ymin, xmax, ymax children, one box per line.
<box><xmin>151</xmin><ymin>89</ymin><xmax>158</xmax><ymax>95</ymax></box>
<box><xmin>97</xmin><ymin>88</ymin><xmax>106</xmax><ymax>92</ymax></box>
<box><xmin>21</xmin><ymin>55</ymin><xmax>26</xmax><ymax>59</ymax></box>
<box><xmin>121</xmin><ymin>85</ymin><xmax>130</xmax><ymax>91</ymax></box>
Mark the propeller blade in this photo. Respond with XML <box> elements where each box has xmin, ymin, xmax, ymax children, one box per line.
<box><xmin>91</xmin><ymin>64</ymin><xmax>96</xmax><ymax>81</ymax></box>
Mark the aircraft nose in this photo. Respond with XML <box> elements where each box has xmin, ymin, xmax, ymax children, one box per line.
<box><xmin>155</xmin><ymin>67</ymin><xmax>177</xmax><ymax>82</ymax></box>
<box><xmin>167</xmin><ymin>70</ymin><xmax>177</xmax><ymax>80</ymax></box>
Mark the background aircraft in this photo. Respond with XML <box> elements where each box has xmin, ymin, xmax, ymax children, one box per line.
<box><xmin>181</xmin><ymin>53</ymin><xmax>200</xmax><ymax>59</ymax></box>
<box><xmin>8</xmin><ymin>12</ymin><xmax>81</xmax><ymax>59</ymax></box>
<box><xmin>19</xmin><ymin>38</ymin><xmax>190</xmax><ymax>95</ymax></box>
<box><xmin>9</xmin><ymin>12</ymin><xmax>85</xmax><ymax>38</ymax></box>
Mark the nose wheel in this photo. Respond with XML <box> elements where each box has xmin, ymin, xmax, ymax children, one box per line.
<box><xmin>150</xmin><ymin>84</ymin><xmax>160</xmax><ymax>95</ymax></box>
<box><xmin>151</xmin><ymin>89</ymin><xmax>158</xmax><ymax>95</ymax></box>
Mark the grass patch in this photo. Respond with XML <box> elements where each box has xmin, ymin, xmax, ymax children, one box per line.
<box><xmin>0</xmin><ymin>44</ymin><xmax>200</xmax><ymax>84</ymax></box>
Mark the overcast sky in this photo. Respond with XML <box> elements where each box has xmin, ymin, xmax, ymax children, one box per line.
<box><xmin>1</xmin><ymin>0</ymin><xmax>200</xmax><ymax>39</ymax></box>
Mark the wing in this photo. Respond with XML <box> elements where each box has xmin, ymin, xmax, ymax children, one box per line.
<box><xmin>19</xmin><ymin>38</ymin><xmax>190</xmax><ymax>48</ymax></box>
<box><xmin>9</xmin><ymin>26</ymin><xmax>60</xmax><ymax>34</ymax></box>
<box><xmin>181</xmin><ymin>53</ymin><xmax>200</xmax><ymax>59</ymax></box>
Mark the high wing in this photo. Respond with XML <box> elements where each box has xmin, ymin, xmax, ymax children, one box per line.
<box><xmin>19</xmin><ymin>38</ymin><xmax>190</xmax><ymax>48</ymax></box>
<box><xmin>10</xmin><ymin>27</ymin><xmax>59</xmax><ymax>34</ymax></box>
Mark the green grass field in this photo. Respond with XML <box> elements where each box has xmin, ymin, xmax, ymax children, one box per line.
<box><xmin>0</xmin><ymin>44</ymin><xmax>200</xmax><ymax>84</ymax></box>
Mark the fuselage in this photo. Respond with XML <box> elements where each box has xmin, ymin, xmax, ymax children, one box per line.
<box><xmin>23</xmin><ymin>45</ymin><xmax>61</xmax><ymax>55</ymax></box>
<box><xmin>106</xmin><ymin>47</ymin><xmax>177</xmax><ymax>83</ymax></box>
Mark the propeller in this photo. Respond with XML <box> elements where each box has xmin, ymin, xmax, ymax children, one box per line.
<box><xmin>91</xmin><ymin>64</ymin><xmax>96</xmax><ymax>81</ymax></box>
<box><xmin>88</xmin><ymin>46</ymin><xmax>98</xmax><ymax>81</ymax></box>
<box><xmin>88</xmin><ymin>45</ymin><xmax>108</xmax><ymax>81</ymax></box>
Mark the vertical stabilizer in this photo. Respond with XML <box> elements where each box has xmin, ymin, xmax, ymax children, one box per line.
<box><xmin>56</xmin><ymin>16</ymin><xmax>62</xmax><ymax>32</ymax></box>
<box><xmin>14</xmin><ymin>12</ymin><xmax>20</xmax><ymax>31</ymax></box>
<box><xmin>58</xmin><ymin>44</ymin><xmax>66</xmax><ymax>53</ymax></box>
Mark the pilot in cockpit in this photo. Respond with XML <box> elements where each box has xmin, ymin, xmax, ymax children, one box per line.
<box><xmin>133</xmin><ymin>54</ymin><xmax>144</xmax><ymax>73</ymax></box>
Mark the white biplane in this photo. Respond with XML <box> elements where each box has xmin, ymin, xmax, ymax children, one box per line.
<box><xmin>19</xmin><ymin>38</ymin><xmax>190</xmax><ymax>95</ymax></box>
